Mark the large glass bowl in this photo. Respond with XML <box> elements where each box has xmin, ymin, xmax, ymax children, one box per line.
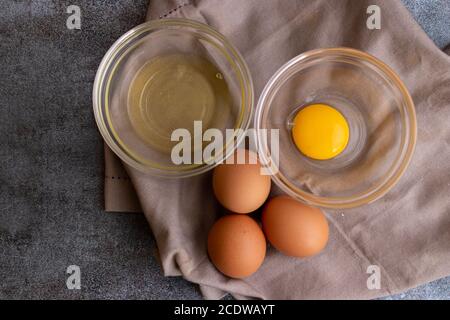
<box><xmin>255</xmin><ymin>48</ymin><xmax>417</xmax><ymax>209</ymax></box>
<box><xmin>93</xmin><ymin>19</ymin><xmax>253</xmax><ymax>177</ymax></box>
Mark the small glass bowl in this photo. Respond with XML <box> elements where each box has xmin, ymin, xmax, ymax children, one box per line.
<box><xmin>255</xmin><ymin>48</ymin><xmax>417</xmax><ymax>209</ymax></box>
<box><xmin>93</xmin><ymin>19</ymin><xmax>253</xmax><ymax>177</ymax></box>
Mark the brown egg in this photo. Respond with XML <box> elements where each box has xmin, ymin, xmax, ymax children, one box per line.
<box><xmin>262</xmin><ymin>196</ymin><xmax>329</xmax><ymax>257</ymax></box>
<box><xmin>213</xmin><ymin>149</ymin><xmax>271</xmax><ymax>214</ymax></box>
<box><xmin>207</xmin><ymin>215</ymin><xmax>266</xmax><ymax>278</ymax></box>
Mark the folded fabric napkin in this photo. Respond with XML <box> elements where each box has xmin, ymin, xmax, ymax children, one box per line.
<box><xmin>103</xmin><ymin>0</ymin><xmax>450</xmax><ymax>299</ymax></box>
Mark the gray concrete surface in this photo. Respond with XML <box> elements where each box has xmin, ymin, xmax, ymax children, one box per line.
<box><xmin>0</xmin><ymin>0</ymin><xmax>449</xmax><ymax>300</ymax></box>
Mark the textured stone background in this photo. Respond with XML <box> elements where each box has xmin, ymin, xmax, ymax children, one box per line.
<box><xmin>0</xmin><ymin>0</ymin><xmax>449</xmax><ymax>299</ymax></box>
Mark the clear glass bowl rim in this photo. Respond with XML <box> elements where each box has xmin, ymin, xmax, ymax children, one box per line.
<box><xmin>254</xmin><ymin>47</ymin><xmax>417</xmax><ymax>209</ymax></box>
<box><xmin>93</xmin><ymin>18</ymin><xmax>254</xmax><ymax>178</ymax></box>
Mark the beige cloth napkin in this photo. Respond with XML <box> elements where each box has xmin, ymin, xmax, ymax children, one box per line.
<box><xmin>104</xmin><ymin>0</ymin><xmax>450</xmax><ymax>299</ymax></box>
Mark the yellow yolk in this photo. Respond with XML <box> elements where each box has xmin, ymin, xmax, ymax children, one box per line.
<box><xmin>291</xmin><ymin>104</ymin><xmax>349</xmax><ymax>160</ymax></box>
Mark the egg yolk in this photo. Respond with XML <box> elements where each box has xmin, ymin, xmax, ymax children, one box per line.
<box><xmin>291</xmin><ymin>104</ymin><xmax>349</xmax><ymax>160</ymax></box>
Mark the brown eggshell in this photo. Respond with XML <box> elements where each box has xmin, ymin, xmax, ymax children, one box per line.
<box><xmin>207</xmin><ymin>215</ymin><xmax>266</xmax><ymax>278</ymax></box>
<box><xmin>262</xmin><ymin>196</ymin><xmax>329</xmax><ymax>257</ymax></box>
<box><xmin>212</xmin><ymin>150</ymin><xmax>271</xmax><ymax>214</ymax></box>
